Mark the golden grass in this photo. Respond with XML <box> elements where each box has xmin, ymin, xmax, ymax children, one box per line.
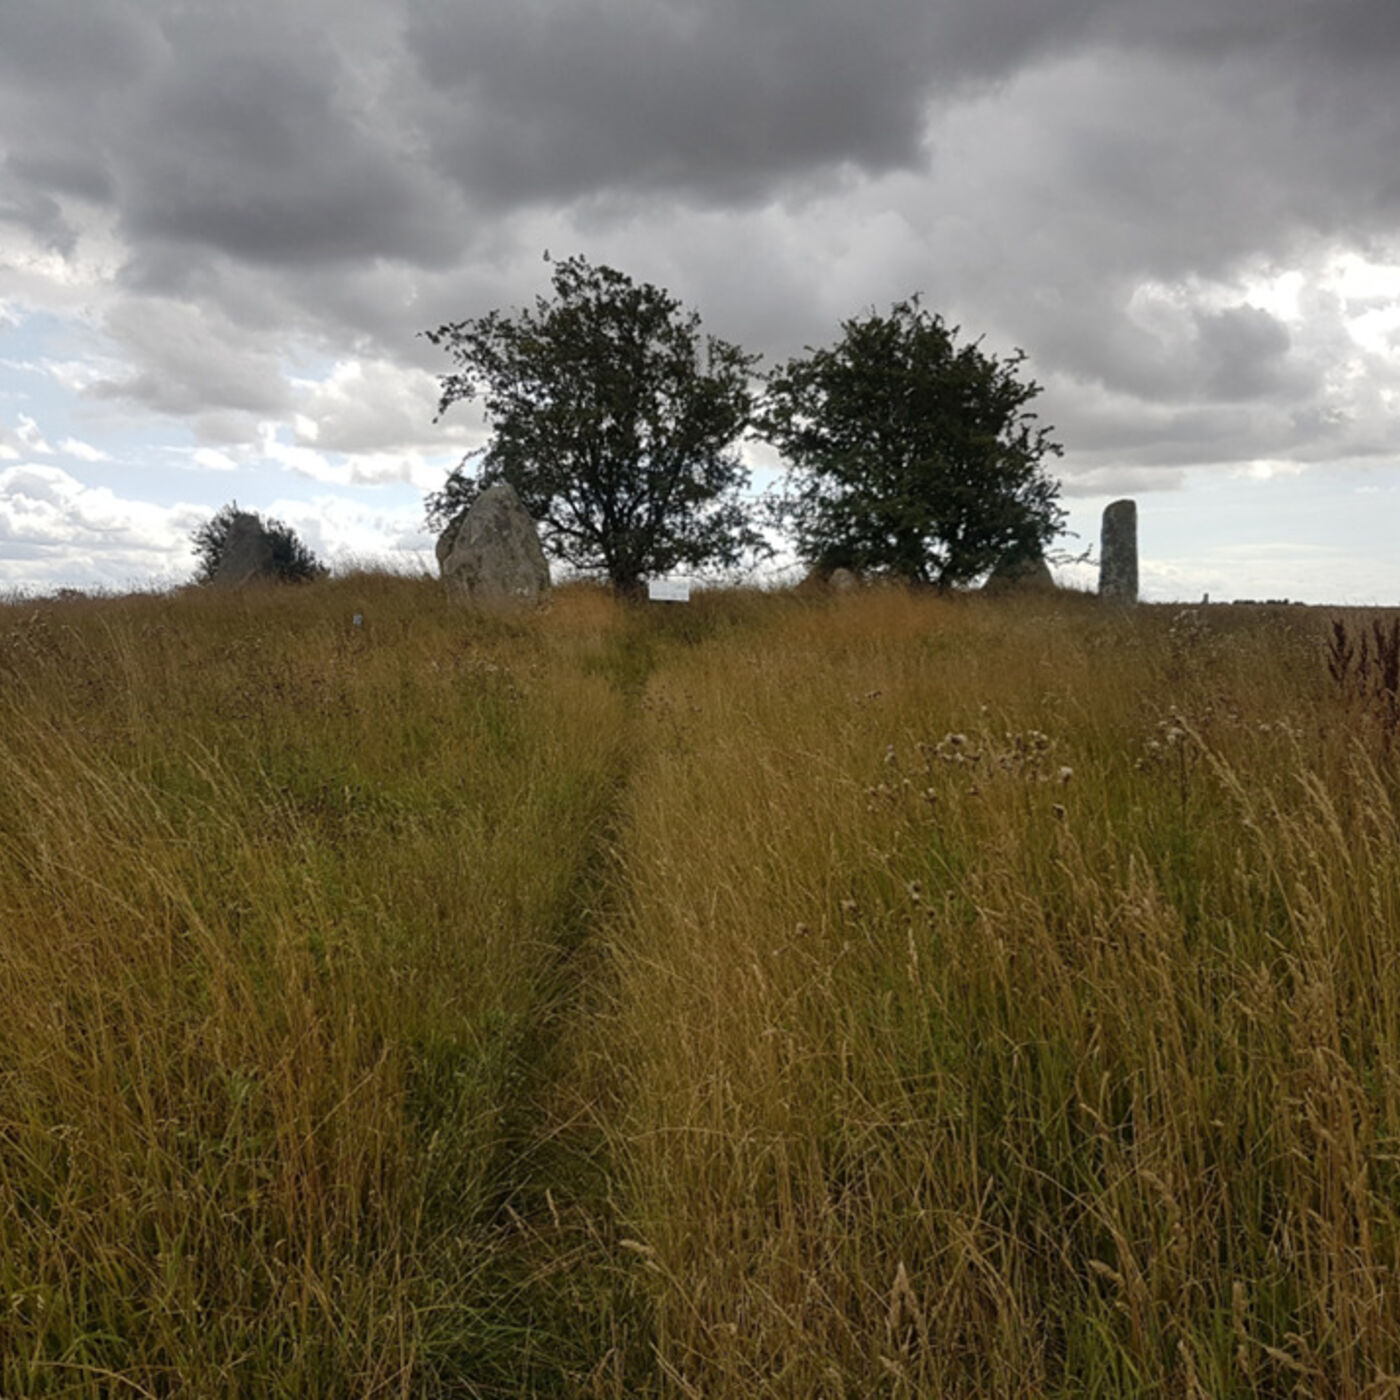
<box><xmin>3</xmin><ymin>579</ymin><xmax>1398</xmax><ymax>1395</ymax></box>
<box><xmin>586</xmin><ymin>590</ymin><xmax>1400</xmax><ymax>1397</ymax></box>
<box><xmin>0</xmin><ymin>577</ymin><xmax>630</xmax><ymax>1394</ymax></box>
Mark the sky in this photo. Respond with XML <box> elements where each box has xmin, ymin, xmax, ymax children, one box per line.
<box><xmin>1</xmin><ymin>0</ymin><xmax>1398</xmax><ymax>603</ymax></box>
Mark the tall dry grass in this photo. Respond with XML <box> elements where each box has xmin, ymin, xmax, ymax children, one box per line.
<box><xmin>586</xmin><ymin>590</ymin><xmax>1400</xmax><ymax>1396</ymax></box>
<box><xmin>0</xmin><ymin>577</ymin><xmax>630</xmax><ymax>1394</ymax></box>
<box><xmin>5</xmin><ymin>577</ymin><xmax>1400</xmax><ymax>1395</ymax></box>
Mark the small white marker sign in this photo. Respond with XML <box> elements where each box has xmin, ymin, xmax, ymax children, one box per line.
<box><xmin>647</xmin><ymin>578</ymin><xmax>691</xmax><ymax>603</ymax></box>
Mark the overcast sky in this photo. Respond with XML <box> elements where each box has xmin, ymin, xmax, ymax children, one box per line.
<box><xmin>2</xmin><ymin>0</ymin><xmax>1398</xmax><ymax>601</ymax></box>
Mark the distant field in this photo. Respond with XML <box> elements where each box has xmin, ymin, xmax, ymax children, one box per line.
<box><xmin>1</xmin><ymin>578</ymin><xmax>1398</xmax><ymax>1396</ymax></box>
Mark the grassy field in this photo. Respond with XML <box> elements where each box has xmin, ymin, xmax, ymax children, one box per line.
<box><xmin>1</xmin><ymin>576</ymin><xmax>1398</xmax><ymax>1396</ymax></box>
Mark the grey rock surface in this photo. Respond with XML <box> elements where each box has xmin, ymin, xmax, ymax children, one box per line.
<box><xmin>1099</xmin><ymin>499</ymin><xmax>1138</xmax><ymax>603</ymax></box>
<box><xmin>213</xmin><ymin>511</ymin><xmax>276</xmax><ymax>586</ymax></box>
<box><xmin>797</xmin><ymin>565</ymin><xmax>861</xmax><ymax>593</ymax></box>
<box><xmin>984</xmin><ymin>551</ymin><xmax>1056</xmax><ymax>594</ymax></box>
<box><xmin>435</xmin><ymin>513</ymin><xmax>464</xmax><ymax>571</ymax></box>
<box><xmin>440</xmin><ymin>483</ymin><xmax>550</xmax><ymax>603</ymax></box>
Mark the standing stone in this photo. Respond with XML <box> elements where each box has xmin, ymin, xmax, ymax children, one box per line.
<box><xmin>984</xmin><ymin>550</ymin><xmax>1056</xmax><ymax>594</ymax></box>
<box><xmin>440</xmin><ymin>482</ymin><xmax>550</xmax><ymax>604</ymax></box>
<box><xmin>213</xmin><ymin>511</ymin><xmax>276</xmax><ymax>586</ymax></box>
<box><xmin>1099</xmin><ymin>499</ymin><xmax>1138</xmax><ymax>604</ymax></box>
<box><xmin>434</xmin><ymin>514</ymin><xmax>464</xmax><ymax>572</ymax></box>
<box><xmin>796</xmin><ymin>565</ymin><xmax>861</xmax><ymax>594</ymax></box>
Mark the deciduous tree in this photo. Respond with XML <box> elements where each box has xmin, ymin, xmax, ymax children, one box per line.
<box><xmin>425</xmin><ymin>255</ymin><xmax>763</xmax><ymax>594</ymax></box>
<box><xmin>758</xmin><ymin>298</ymin><xmax>1064</xmax><ymax>588</ymax></box>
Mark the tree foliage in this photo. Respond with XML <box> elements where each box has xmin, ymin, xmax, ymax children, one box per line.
<box><xmin>191</xmin><ymin>502</ymin><xmax>325</xmax><ymax>584</ymax></box>
<box><xmin>758</xmin><ymin>298</ymin><xmax>1064</xmax><ymax>588</ymax></box>
<box><xmin>422</xmin><ymin>456</ymin><xmax>481</xmax><ymax>537</ymax></box>
<box><xmin>424</xmin><ymin>255</ymin><xmax>764</xmax><ymax>594</ymax></box>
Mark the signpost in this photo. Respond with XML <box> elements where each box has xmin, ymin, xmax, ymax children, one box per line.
<box><xmin>647</xmin><ymin>578</ymin><xmax>692</xmax><ymax>603</ymax></box>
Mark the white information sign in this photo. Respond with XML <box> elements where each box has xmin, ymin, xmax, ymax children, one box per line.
<box><xmin>647</xmin><ymin>578</ymin><xmax>692</xmax><ymax>603</ymax></box>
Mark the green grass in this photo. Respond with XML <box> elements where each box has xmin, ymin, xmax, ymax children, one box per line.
<box><xmin>2</xmin><ymin>578</ymin><xmax>1398</xmax><ymax>1395</ymax></box>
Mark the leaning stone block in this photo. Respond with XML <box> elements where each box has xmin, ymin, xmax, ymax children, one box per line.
<box><xmin>440</xmin><ymin>482</ymin><xmax>550</xmax><ymax>604</ymax></box>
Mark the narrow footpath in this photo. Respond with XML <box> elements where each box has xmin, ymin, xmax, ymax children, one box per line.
<box><xmin>439</xmin><ymin>622</ymin><xmax>660</xmax><ymax>1397</ymax></box>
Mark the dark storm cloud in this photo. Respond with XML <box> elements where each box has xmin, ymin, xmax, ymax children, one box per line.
<box><xmin>87</xmin><ymin>299</ymin><xmax>293</xmax><ymax>419</ymax></box>
<box><xmin>1194</xmin><ymin>307</ymin><xmax>1294</xmax><ymax>402</ymax></box>
<box><xmin>0</xmin><ymin>174</ymin><xmax>73</xmax><ymax>255</ymax></box>
<box><xmin>0</xmin><ymin>0</ymin><xmax>151</xmax><ymax>248</ymax></box>
<box><xmin>120</xmin><ymin>14</ymin><xmax>458</xmax><ymax>269</ymax></box>
<box><xmin>6</xmin><ymin>152</ymin><xmax>115</xmax><ymax>208</ymax></box>
<box><xmin>399</xmin><ymin>0</ymin><xmax>1400</xmax><ymax>221</ymax></box>
<box><xmin>403</xmin><ymin>0</ymin><xmax>951</xmax><ymax>206</ymax></box>
<box><xmin>0</xmin><ymin>0</ymin><xmax>151</xmax><ymax>92</ymax></box>
<box><xmin>2</xmin><ymin>0</ymin><xmax>1396</xmax><ymax>283</ymax></box>
<box><xmin>1</xmin><ymin>0</ymin><xmax>1397</xmax><ymax>493</ymax></box>
<box><xmin>1105</xmin><ymin>0</ymin><xmax>1400</xmax><ymax>66</ymax></box>
<box><xmin>0</xmin><ymin>1</ymin><xmax>460</xmax><ymax>273</ymax></box>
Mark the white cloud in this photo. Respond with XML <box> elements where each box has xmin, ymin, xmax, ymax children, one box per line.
<box><xmin>0</xmin><ymin>460</ymin><xmax>434</xmax><ymax>592</ymax></box>
<box><xmin>1241</xmin><ymin>269</ymin><xmax>1305</xmax><ymax>322</ymax></box>
<box><xmin>15</xmin><ymin>414</ymin><xmax>54</xmax><ymax>454</ymax></box>
<box><xmin>191</xmin><ymin>446</ymin><xmax>239</xmax><ymax>471</ymax></box>
<box><xmin>1232</xmin><ymin>459</ymin><xmax>1308</xmax><ymax>481</ymax></box>
<box><xmin>57</xmin><ymin>436</ymin><xmax>110</xmax><ymax>461</ymax></box>
<box><xmin>1059</xmin><ymin>464</ymin><xmax>1189</xmax><ymax>497</ymax></box>
<box><xmin>31</xmin><ymin>358</ymin><xmax>113</xmax><ymax>394</ymax></box>
<box><xmin>256</xmin><ymin>417</ymin><xmax>457</xmax><ymax>490</ymax></box>
<box><xmin>256</xmin><ymin>423</ymin><xmax>343</xmax><ymax>483</ymax></box>
<box><xmin>289</xmin><ymin>356</ymin><xmax>478</xmax><ymax>455</ymax></box>
<box><xmin>1326</xmin><ymin>252</ymin><xmax>1400</xmax><ymax>305</ymax></box>
<box><xmin>0</xmin><ymin>461</ymin><xmax>204</xmax><ymax>590</ymax></box>
<box><xmin>260</xmin><ymin>492</ymin><xmax>435</xmax><ymax>570</ymax></box>
<box><xmin>1346</xmin><ymin>305</ymin><xmax>1400</xmax><ymax>358</ymax></box>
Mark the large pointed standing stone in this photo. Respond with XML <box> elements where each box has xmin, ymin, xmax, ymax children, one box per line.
<box><xmin>213</xmin><ymin>511</ymin><xmax>276</xmax><ymax>586</ymax></box>
<box><xmin>440</xmin><ymin>482</ymin><xmax>550</xmax><ymax>604</ymax></box>
<box><xmin>1099</xmin><ymin>499</ymin><xmax>1138</xmax><ymax>604</ymax></box>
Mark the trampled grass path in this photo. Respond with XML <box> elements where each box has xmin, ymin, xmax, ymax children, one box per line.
<box><xmin>444</xmin><ymin>623</ymin><xmax>663</xmax><ymax>1396</ymax></box>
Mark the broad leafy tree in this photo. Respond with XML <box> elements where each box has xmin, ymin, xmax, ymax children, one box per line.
<box><xmin>758</xmin><ymin>298</ymin><xmax>1064</xmax><ymax>588</ymax></box>
<box><xmin>424</xmin><ymin>255</ymin><xmax>763</xmax><ymax>594</ymax></box>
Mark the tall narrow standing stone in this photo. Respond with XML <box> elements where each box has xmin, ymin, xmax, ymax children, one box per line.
<box><xmin>1099</xmin><ymin>499</ymin><xmax>1138</xmax><ymax>604</ymax></box>
<box><xmin>213</xmin><ymin>511</ymin><xmax>276</xmax><ymax>586</ymax></box>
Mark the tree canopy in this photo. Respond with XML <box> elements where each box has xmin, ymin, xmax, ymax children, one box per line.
<box><xmin>757</xmin><ymin>298</ymin><xmax>1064</xmax><ymax>588</ymax></box>
<box><xmin>425</xmin><ymin>255</ymin><xmax>764</xmax><ymax>594</ymax></box>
